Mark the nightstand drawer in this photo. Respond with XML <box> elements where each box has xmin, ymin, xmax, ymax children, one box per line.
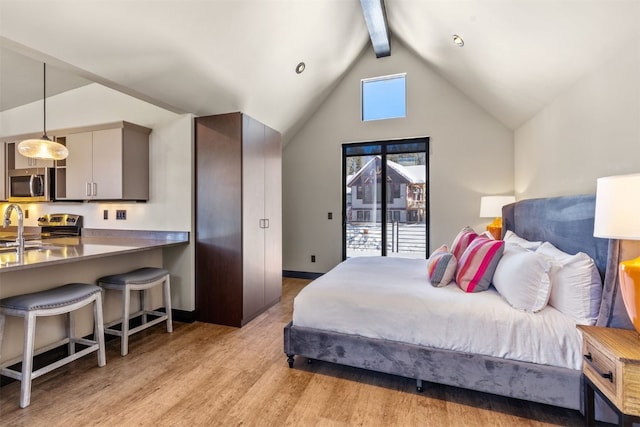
<box><xmin>583</xmin><ymin>342</ymin><xmax>617</xmax><ymax>398</ymax></box>
<box><xmin>579</xmin><ymin>325</ymin><xmax>640</xmax><ymax>422</ymax></box>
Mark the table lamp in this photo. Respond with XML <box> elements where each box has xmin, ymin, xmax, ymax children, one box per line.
<box><xmin>480</xmin><ymin>195</ymin><xmax>515</xmax><ymax>239</ymax></box>
<box><xmin>594</xmin><ymin>173</ymin><xmax>640</xmax><ymax>333</ymax></box>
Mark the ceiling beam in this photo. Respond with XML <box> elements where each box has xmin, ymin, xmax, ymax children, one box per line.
<box><xmin>360</xmin><ymin>0</ymin><xmax>391</xmax><ymax>58</ymax></box>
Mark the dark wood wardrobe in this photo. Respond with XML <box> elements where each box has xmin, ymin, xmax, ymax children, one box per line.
<box><xmin>194</xmin><ymin>113</ymin><xmax>282</xmax><ymax>327</ymax></box>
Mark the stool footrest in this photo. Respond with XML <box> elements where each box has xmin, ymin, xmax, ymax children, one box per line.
<box><xmin>35</xmin><ymin>344</ymin><xmax>102</xmax><ymax>379</ymax></box>
<box><xmin>0</xmin><ymin>337</ymin><xmax>103</xmax><ymax>381</ymax></box>
<box><xmin>105</xmin><ymin>312</ymin><xmax>168</xmax><ymax>337</ymax></box>
<box><xmin>0</xmin><ymin>337</ymin><xmax>70</xmax><ymax>369</ymax></box>
<box><xmin>0</xmin><ymin>366</ymin><xmax>22</xmax><ymax>381</ymax></box>
<box><xmin>104</xmin><ymin>309</ymin><xmax>167</xmax><ymax>329</ymax></box>
<box><xmin>1</xmin><ymin>342</ymin><xmax>102</xmax><ymax>381</ymax></box>
<box><xmin>73</xmin><ymin>337</ymin><xmax>98</xmax><ymax>347</ymax></box>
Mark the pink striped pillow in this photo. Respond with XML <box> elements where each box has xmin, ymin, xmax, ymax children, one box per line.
<box><xmin>456</xmin><ymin>237</ymin><xmax>505</xmax><ymax>293</ymax></box>
<box><xmin>428</xmin><ymin>245</ymin><xmax>457</xmax><ymax>287</ymax></box>
<box><xmin>450</xmin><ymin>226</ymin><xmax>478</xmax><ymax>260</ymax></box>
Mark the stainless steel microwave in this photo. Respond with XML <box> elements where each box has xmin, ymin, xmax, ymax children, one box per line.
<box><xmin>8</xmin><ymin>168</ymin><xmax>54</xmax><ymax>202</ymax></box>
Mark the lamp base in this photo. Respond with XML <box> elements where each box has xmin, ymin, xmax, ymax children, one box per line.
<box><xmin>486</xmin><ymin>217</ymin><xmax>502</xmax><ymax>240</ymax></box>
<box><xmin>619</xmin><ymin>256</ymin><xmax>640</xmax><ymax>335</ymax></box>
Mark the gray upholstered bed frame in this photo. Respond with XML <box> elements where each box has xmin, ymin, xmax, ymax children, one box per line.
<box><xmin>284</xmin><ymin>194</ymin><xmax>640</xmax><ymax>411</ymax></box>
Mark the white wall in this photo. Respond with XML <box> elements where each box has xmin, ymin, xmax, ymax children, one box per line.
<box><xmin>515</xmin><ymin>40</ymin><xmax>640</xmax><ymax>198</ymax></box>
<box><xmin>0</xmin><ymin>83</ymin><xmax>196</xmax><ymax>310</ymax></box>
<box><xmin>283</xmin><ymin>40</ymin><xmax>513</xmax><ymax>273</ymax></box>
<box><xmin>1</xmin><ymin>83</ymin><xmax>192</xmax><ymax>231</ymax></box>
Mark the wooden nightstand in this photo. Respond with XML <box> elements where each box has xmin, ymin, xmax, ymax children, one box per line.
<box><xmin>578</xmin><ymin>325</ymin><xmax>640</xmax><ymax>426</ymax></box>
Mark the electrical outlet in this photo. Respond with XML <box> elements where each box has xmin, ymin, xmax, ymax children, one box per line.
<box><xmin>116</xmin><ymin>210</ymin><xmax>127</xmax><ymax>220</ymax></box>
<box><xmin>311</xmin><ymin>255</ymin><xmax>316</xmax><ymax>263</ymax></box>
<box><xmin>103</xmin><ymin>210</ymin><xmax>109</xmax><ymax>220</ymax></box>
<box><xmin>25</xmin><ymin>209</ymin><xmax>29</xmax><ymax>219</ymax></box>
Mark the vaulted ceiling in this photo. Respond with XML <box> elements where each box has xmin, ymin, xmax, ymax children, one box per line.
<box><xmin>1</xmin><ymin>0</ymin><xmax>639</xmax><ymax>142</ymax></box>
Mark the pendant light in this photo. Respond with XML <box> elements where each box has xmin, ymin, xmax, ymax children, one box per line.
<box><xmin>17</xmin><ymin>63</ymin><xmax>69</xmax><ymax>161</ymax></box>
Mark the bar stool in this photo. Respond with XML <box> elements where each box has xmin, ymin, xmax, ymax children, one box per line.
<box><xmin>98</xmin><ymin>267</ymin><xmax>172</xmax><ymax>356</ymax></box>
<box><xmin>0</xmin><ymin>283</ymin><xmax>106</xmax><ymax>408</ymax></box>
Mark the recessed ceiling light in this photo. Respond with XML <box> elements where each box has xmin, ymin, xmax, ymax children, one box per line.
<box><xmin>452</xmin><ymin>34</ymin><xmax>464</xmax><ymax>47</ymax></box>
<box><xmin>295</xmin><ymin>62</ymin><xmax>306</xmax><ymax>74</ymax></box>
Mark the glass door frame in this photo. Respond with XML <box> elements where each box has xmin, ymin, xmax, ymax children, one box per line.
<box><xmin>342</xmin><ymin>137</ymin><xmax>429</xmax><ymax>260</ymax></box>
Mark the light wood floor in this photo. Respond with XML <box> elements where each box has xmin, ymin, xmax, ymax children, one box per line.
<box><xmin>0</xmin><ymin>278</ymin><xmax>588</xmax><ymax>426</ymax></box>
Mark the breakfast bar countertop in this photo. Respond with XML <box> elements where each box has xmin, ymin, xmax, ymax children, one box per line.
<box><xmin>0</xmin><ymin>230</ymin><xmax>189</xmax><ymax>272</ymax></box>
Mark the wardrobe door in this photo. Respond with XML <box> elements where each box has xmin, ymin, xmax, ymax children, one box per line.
<box><xmin>242</xmin><ymin>115</ymin><xmax>266</xmax><ymax>323</ymax></box>
<box><xmin>264</xmin><ymin>124</ymin><xmax>282</xmax><ymax>305</ymax></box>
<box><xmin>195</xmin><ymin>113</ymin><xmax>243</xmax><ymax>326</ymax></box>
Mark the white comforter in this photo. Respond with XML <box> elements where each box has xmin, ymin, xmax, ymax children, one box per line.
<box><xmin>293</xmin><ymin>256</ymin><xmax>583</xmax><ymax>370</ymax></box>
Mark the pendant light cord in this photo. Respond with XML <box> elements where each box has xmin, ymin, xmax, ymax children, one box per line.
<box><xmin>43</xmin><ymin>63</ymin><xmax>47</xmax><ymax>137</ymax></box>
<box><xmin>17</xmin><ymin>62</ymin><xmax>69</xmax><ymax>160</ymax></box>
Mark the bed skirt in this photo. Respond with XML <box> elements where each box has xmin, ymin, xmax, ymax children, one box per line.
<box><xmin>284</xmin><ymin>321</ymin><xmax>582</xmax><ymax>410</ymax></box>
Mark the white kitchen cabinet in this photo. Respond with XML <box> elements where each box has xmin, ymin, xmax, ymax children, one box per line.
<box><xmin>13</xmin><ymin>142</ymin><xmax>55</xmax><ymax>168</ymax></box>
<box><xmin>59</xmin><ymin>122</ymin><xmax>150</xmax><ymax>201</ymax></box>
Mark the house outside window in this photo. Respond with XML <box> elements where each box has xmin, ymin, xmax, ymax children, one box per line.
<box><xmin>343</xmin><ymin>137</ymin><xmax>428</xmax><ymax>259</ymax></box>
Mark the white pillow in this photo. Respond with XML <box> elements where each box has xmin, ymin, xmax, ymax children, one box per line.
<box><xmin>503</xmin><ymin>230</ymin><xmax>542</xmax><ymax>250</ymax></box>
<box><xmin>492</xmin><ymin>243</ymin><xmax>554</xmax><ymax>312</ymax></box>
<box><xmin>535</xmin><ymin>242</ymin><xmax>602</xmax><ymax>325</ymax></box>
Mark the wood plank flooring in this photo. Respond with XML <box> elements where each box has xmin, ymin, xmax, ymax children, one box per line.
<box><xmin>0</xmin><ymin>278</ymin><xmax>588</xmax><ymax>426</ymax></box>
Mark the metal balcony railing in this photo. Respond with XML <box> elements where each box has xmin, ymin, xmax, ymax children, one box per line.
<box><xmin>346</xmin><ymin>223</ymin><xmax>426</xmax><ymax>255</ymax></box>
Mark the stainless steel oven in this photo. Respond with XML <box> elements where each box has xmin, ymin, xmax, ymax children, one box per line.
<box><xmin>8</xmin><ymin>168</ymin><xmax>54</xmax><ymax>202</ymax></box>
<box><xmin>38</xmin><ymin>214</ymin><xmax>83</xmax><ymax>238</ymax></box>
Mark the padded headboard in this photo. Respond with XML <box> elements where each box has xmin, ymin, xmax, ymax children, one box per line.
<box><xmin>502</xmin><ymin>194</ymin><xmax>636</xmax><ymax>329</ymax></box>
<box><xmin>502</xmin><ymin>194</ymin><xmax>608</xmax><ymax>275</ymax></box>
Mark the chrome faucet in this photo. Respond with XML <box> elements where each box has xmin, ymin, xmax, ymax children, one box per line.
<box><xmin>2</xmin><ymin>203</ymin><xmax>25</xmax><ymax>256</ymax></box>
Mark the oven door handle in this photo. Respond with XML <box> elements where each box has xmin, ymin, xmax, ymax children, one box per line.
<box><xmin>29</xmin><ymin>174</ymin><xmax>35</xmax><ymax>197</ymax></box>
<box><xmin>29</xmin><ymin>174</ymin><xmax>37</xmax><ymax>197</ymax></box>
<box><xmin>30</xmin><ymin>174</ymin><xmax>44</xmax><ymax>197</ymax></box>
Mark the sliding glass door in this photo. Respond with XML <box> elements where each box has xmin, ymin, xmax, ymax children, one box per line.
<box><xmin>343</xmin><ymin>138</ymin><xmax>429</xmax><ymax>259</ymax></box>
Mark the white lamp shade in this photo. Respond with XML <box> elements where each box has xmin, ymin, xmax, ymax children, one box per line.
<box><xmin>480</xmin><ymin>196</ymin><xmax>516</xmax><ymax>218</ymax></box>
<box><xmin>594</xmin><ymin>173</ymin><xmax>640</xmax><ymax>239</ymax></box>
<box><xmin>18</xmin><ymin>138</ymin><xmax>69</xmax><ymax>161</ymax></box>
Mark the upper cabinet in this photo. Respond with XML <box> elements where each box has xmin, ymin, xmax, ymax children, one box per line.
<box><xmin>13</xmin><ymin>143</ymin><xmax>55</xmax><ymax>169</ymax></box>
<box><xmin>56</xmin><ymin>121</ymin><xmax>151</xmax><ymax>201</ymax></box>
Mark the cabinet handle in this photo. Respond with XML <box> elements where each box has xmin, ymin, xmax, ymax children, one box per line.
<box><xmin>86</xmin><ymin>183</ymin><xmax>92</xmax><ymax>197</ymax></box>
<box><xmin>93</xmin><ymin>182</ymin><xmax>97</xmax><ymax>196</ymax></box>
<box><xmin>583</xmin><ymin>353</ymin><xmax>613</xmax><ymax>382</ymax></box>
<box><xmin>264</xmin><ymin>219</ymin><xmax>269</xmax><ymax>229</ymax></box>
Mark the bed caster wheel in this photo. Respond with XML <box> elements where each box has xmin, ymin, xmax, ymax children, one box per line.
<box><xmin>287</xmin><ymin>355</ymin><xmax>295</xmax><ymax>368</ymax></box>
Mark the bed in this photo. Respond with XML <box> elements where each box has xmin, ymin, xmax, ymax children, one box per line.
<box><xmin>283</xmin><ymin>194</ymin><xmax>640</xmax><ymax>412</ymax></box>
